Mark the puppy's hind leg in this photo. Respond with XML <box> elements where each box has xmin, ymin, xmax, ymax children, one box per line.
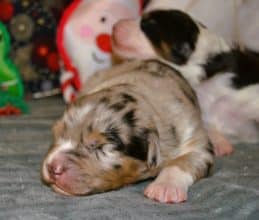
<box><xmin>144</xmin><ymin>149</ymin><xmax>213</xmax><ymax>204</ymax></box>
<box><xmin>207</xmin><ymin>127</ymin><xmax>234</xmax><ymax>156</ymax></box>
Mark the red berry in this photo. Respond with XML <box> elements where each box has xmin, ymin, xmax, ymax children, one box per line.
<box><xmin>0</xmin><ymin>2</ymin><xmax>14</xmax><ymax>21</ymax></box>
<box><xmin>47</xmin><ymin>52</ymin><xmax>59</xmax><ymax>72</ymax></box>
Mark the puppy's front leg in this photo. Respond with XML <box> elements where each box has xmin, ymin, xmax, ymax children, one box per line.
<box><xmin>144</xmin><ymin>151</ymin><xmax>212</xmax><ymax>204</ymax></box>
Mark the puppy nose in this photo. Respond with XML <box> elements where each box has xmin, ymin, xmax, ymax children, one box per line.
<box><xmin>47</xmin><ymin>163</ymin><xmax>65</xmax><ymax>180</ymax></box>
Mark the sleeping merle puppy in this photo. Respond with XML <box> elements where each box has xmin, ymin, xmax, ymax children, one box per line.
<box><xmin>42</xmin><ymin>59</ymin><xmax>213</xmax><ymax>204</ymax></box>
<box><xmin>112</xmin><ymin>9</ymin><xmax>259</xmax><ymax>156</ymax></box>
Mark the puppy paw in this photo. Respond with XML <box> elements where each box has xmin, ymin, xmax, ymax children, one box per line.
<box><xmin>208</xmin><ymin>127</ymin><xmax>234</xmax><ymax>156</ymax></box>
<box><xmin>144</xmin><ymin>181</ymin><xmax>187</xmax><ymax>203</ymax></box>
<box><xmin>144</xmin><ymin>166</ymin><xmax>193</xmax><ymax>204</ymax></box>
<box><xmin>213</xmin><ymin>142</ymin><xmax>233</xmax><ymax>156</ymax></box>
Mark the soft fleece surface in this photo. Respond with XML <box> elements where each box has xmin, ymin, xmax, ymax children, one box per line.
<box><xmin>0</xmin><ymin>97</ymin><xmax>258</xmax><ymax>220</ymax></box>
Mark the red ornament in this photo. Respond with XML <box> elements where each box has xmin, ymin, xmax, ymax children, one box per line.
<box><xmin>37</xmin><ymin>45</ymin><xmax>49</xmax><ymax>57</ymax></box>
<box><xmin>96</xmin><ymin>33</ymin><xmax>112</xmax><ymax>53</ymax></box>
<box><xmin>47</xmin><ymin>52</ymin><xmax>59</xmax><ymax>72</ymax></box>
<box><xmin>0</xmin><ymin>2</ymin><xmax>14</xmax><ymax>21</ymax></box>
<box><xmin>0</xmin><ymin>104</ymin><xmax>21</xmax><ymax>116</ymax></box>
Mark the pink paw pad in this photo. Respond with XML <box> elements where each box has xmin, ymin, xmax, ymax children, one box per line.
<box><xmin>144</xmin><ymin>182</ymin><xmax>187</xmax><ymax>204</ymax></box>
<box><xmin>214</xmin><ymin>143</ymin><xmax>234</xmax><ymax>156</ymax></box>
<box><xmin>208</xmin><ymin>128</ymin><xmax>234</xmax><ymax>157</ymax></box>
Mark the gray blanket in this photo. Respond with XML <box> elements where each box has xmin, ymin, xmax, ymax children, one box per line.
<box><xmin>0</xmin><ymin>97</ymin><xmax>258</xmax><ymax>220</ymax></box>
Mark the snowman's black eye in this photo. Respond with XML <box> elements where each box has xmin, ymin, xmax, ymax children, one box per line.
<box><xmin>100</xmin><ymin>16</ymin><xmax>107</xmax><ymax>23</ymax></box>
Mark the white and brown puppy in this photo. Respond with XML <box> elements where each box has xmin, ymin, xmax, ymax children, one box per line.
<box><xmin>42</xmin><ymin>59</ymin><xmax>213</xmax><ymax>203</ymax></box>
<box><xmin>112</xmin><ymin>10</ymin><xmax>259</xmax><ymax>155</ymax></box>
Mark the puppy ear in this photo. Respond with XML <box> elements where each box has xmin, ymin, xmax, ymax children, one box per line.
<box><xmin>147</xmin><ymin>129</ymin><xmax>161</xmax><ymax>168</ymax></box>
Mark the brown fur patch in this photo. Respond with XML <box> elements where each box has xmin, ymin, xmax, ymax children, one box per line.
<box><xmin>52</xmin><ymin>120</ymin><xmax>65</xmax><ymax>140</ymax></box>
<box><xmin>82</xmin><ymin>131</ymin><xmax>108</xmax><ymax>150</ymax></box>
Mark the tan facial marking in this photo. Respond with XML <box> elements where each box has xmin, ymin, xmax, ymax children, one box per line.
<box><xmin>82</xmin><ymin>131</ymin><xmax>108</xmax><ymax>149</ymax></box>
<box><xmin>52</xmin><ymin>120</ymin><xmax>65</xmax><ymax>140</ymax></box>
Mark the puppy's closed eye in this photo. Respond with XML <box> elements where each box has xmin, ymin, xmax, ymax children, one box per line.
<box><xmin>104</xmin><ymin>126</ymin><xmax>125</xmax><ymax>151</ymax></box>
<box><xmin>81</xmin><ymin>131</ymin><xmax>107</xmax><ymax>151</ymax></box>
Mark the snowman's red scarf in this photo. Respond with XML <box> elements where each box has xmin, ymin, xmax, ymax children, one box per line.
<box><xmin>57</xmin><ymin>0</ymin><xmax>82</xmax><ymax>92</ymax></box>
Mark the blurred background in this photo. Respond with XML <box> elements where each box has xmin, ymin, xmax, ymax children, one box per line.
<box><xmin>0</xmin><ymin>0</ymin><xmax>258</xmax><ymax>104</ymax></box>
<box><xmin>0</xmin><ymin>0</ymin><xmax>71</xmax><ymax>100</ymax></box>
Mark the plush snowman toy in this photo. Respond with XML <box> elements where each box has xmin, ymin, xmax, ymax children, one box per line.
<box><xmin>57</xmin><ymin>0</ymin><xmax>143</xmax><ymax>103</ymax></box>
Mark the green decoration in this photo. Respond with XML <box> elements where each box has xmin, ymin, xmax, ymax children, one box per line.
<box><xmin>0</xmin><ymin>22</ymin><xmax>24</xmax><ymax>97</ymax></box>
<box><xmin>0</xmin><ymin>22</ymin><xmax>28</xmax><ymax>116</ymax></box>
<box><xmin>0</xmin><ymin>91</ymin><xmax>28</xmax><ymax>115</ymax></box>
